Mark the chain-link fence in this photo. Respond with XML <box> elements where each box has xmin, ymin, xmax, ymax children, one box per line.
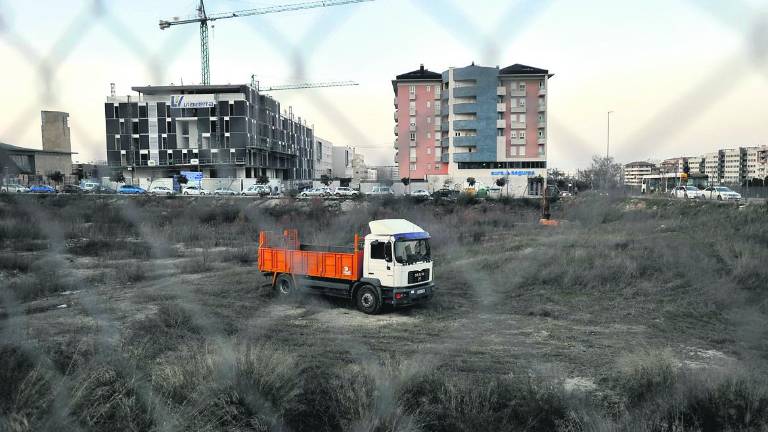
<box><xmin>2</xmin><ymin>0</ymin><xmax>768</xmax><ymax>430</ymax></box>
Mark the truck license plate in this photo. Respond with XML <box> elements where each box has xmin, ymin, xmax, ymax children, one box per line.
<box><xmin>416</xmin><ymin>289</ymin><xmax>426</xmax><ymax>294</ymax></box>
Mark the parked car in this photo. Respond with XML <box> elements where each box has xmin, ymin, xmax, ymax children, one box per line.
<box><xmin>80</xmin><ymin>181</ymin><xmax>100</xmax><ymax>192</ymax></box>
<box><xmin>29</xmin><ymin>185</ymin><xmax>56</xmax><ymax>194</ymax></box>
<box><xmin>671</xmin><ymin>185</ymin><xmax>703</xmax><ymax>199</ymax></box>
<box><xmin>242</xmin><ymin>184</ymin><xmax>270</xmax><ymax>197</ymax></box>
<box><xmin>214</xmin><ymin>187</ymin><xmax>237</xmax><ymax>196</ymax></box>
<box><xmin>88</xmin><ymin>185</ymin><xmax>117</xmax><ymax>194</ymax></box>
<box><xmin>1</xmin><ymin>184</ymin><xmax>30</xmax><ymax>193</ymax></box>
<box><xmin>300</xmin><ymin>187</ymin><xmax>331</xmax><ymax>198</ymax></box>
<box><xmin>702</xmin><ymin>186</ymin><xmax>742</xmax><ymax>202</ymax></box>
<box><xmin>368</xmin><ymin>186</ymin><xmax>394</xmax><ymax>197</ymax></box>
<box><xmin>334</xmin><ymin>187</ymin><xmax>359</xmax><ymax>197</ymax></box>
<box><xmin>59</xmin><ymin>184</ymin><xmax>83</xmax><ymax>194</ymax></box>
<box><xmin>408</xmin><ymin>189</ymin><xmax>431</xmax><ymax>199</ymax></box>
<box><xmin>182</xmin><ymin>185</ymin><xmax>209</xmax><ymax>195</ymax></box>
<box><xmin>117</xmin><ymin>185</ymin><xmax>147</xmax><ymax>195</ymax></box>
<box><xmin>149</xmin><ymin>186</ymin><xmax>174</xmax><ymax>196</ymax></box>
<box><xmin>560</xmin><ymin>191</ymin><xmax>573</xmax><ymax>198</ymax></box>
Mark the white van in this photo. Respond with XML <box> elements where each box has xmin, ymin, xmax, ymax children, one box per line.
<box><xmin>81</xmin><ymin>181</ymin><xmax>100</xmax><ymax>192</ymax></box>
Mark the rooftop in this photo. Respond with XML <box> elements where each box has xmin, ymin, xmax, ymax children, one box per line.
<box><xmin>0</xmin><ymin>142</ymin><xmax>74</xmax><ymax>155</ymax></box>
<box><xmin>395</xmin><ymin>65</ymin><xmax>442</xmax><ymax>81</ymax></box>
<box><xmin>132</xmin><ymin>84</ymin><xmax>251</xmax><ymax>95</ymax></box>
<box><xmin>499</xmin><ymin>63</ymin><xmax>553</xmax><ymax>77</ymax></box>
<box><xmin>624</xmin><ymin>161</ymin><xmax>656</xmax><ymax>167</ymax></box>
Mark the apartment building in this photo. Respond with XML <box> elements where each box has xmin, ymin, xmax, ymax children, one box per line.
<box><xmin>623</xmin><ymin>161</ymin><xmax>657</xmax><ymax>186</ymax></box>
<box><xmin>721</xmin><ymin>148</ymin><xmax>745</xmax><ymax>184</ymax></box>
<box><xmin>393</xmin><ymin>63</ymin><xmax>552</xmax><ymax>196</ymax></box>
<box><xmin>105</xmin><ymin>84</ymin><xmax>314</xmax><ymax>183</ymax></box>
<box><xmin>314</xmin><ymin>137</ymin><xmax>334</xmax><ymax>179</ymax></box>
<box><xmin>701</xmin><ymin>151</ymin><xmax>724</xmax><ymax>182</ymax></box>
<box><xmin>745</xmin><ymin>146</ymin><xmax>768</xmax><ymax>180</ymax></box>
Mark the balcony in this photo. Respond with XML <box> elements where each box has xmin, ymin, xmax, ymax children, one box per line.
<box><xmin>510</xmin><ymin>121</ymin><xmax>526</xmax><ymax>129</ymax></box>
<box><xmin>453</xmin><ymin>103</ymin><xmax>477</xmax><ymax>114</ymax></box>
<box><xmin>509</xmin><ymin>89</ymin><xmax>526</xmax><ymax>97</ymax></box>
<box><xmin>453</xmin><ymin>86</ymin><xmax>477</xmax><ymax>98</ymax></box>
<box><xmin>453</xmin><ymin>136</ymin><xmax>477</xmax><ymax>147</ymax></box>
<box><xmin>496</xmin><ymin>119</ymin><xmax>507</xmax><ymax>128</ymax></box>
<box><xmin>434</xmin><ymin>121</ymin><xmax>441</xmax><ymax>131</ymax></box>
<box><xmin>441</xmin><ymin>153</ymin><xmax>449</xmax><ymax>163</ymax></box>
<box><xmin>496</xmin><ymin>86</ymin><xmax>506</xmax><ymax>96</ymax></box>
<box><xmin>497</xmin><ymin>103</ymin><xmax>506</xmax><ymax>112</ymax></box>
<box><xmin>511</xmin><ymin>137</ymin><xmax>526</xmax><ymax>145</ymax></box>
<box><xmin>394</xmin><ymin>111</ymin><xmax>398</xmax><ymax>121</ymax></box>
<box><xmin>434</xmin><ymin>91</ymin><xmax>441</xmax><ymax>100</ymax></box>
<box><xmin>409</xmin><ymin>124</ymin><xmax>416</xmax><ymax>132</ymax></box>
<box><xmin>539</xmin><ymin>88</ymin><xmax>547</xmax><ymax>96</ymax></box>
<box><xmin>538</xmin><ymin>104</ymin><xmax>546</xmax><ymax>111</ymax></box>
<box><xmin>538</xmin><ymin>121</ymin><xmax>546</xmax><ymax>128</ymax></box>
<box><xmin>394</xmin><ymin>125</ymin><xmax>399</xmax><ymax>135</ymax></box>
<box><xmin>409</xmin><ymin>108</ymin><xmax>416</xmax><ymax>116</ymax></box>
<box><xmin>510</xmin><ymin>106</ymin><xmax>526</xmax><ymax>113</ymax></box>
<box><xmin>393</xmin><ymin>139</ymin><xmax>398</xmax><ymax>149</ymax></box>
<box><xmin>410</xmin><ymin>156</ymin><xmax>417</xmax><ymax>162</ymax></box>
<box><xmin>538</xmin><ymin>137</ymin><xmax>546</xmax><ymax>144</ymax></box>
<box><xmin>409</xmin><ymin>140</ymin><xmax>417</xmax><ymax>147</ymax></box>
<box><xmin>409</xmin><ymin>92</ymin><xmax>415</xmax><ymax>100</ymax></box>
<box><xmin>454</xmin><ymin>120</ymin><xmax>478</xmax><ymax>130</ymax></box>
<box><xmin>393</xmin><ymin>97</ymin><xmax>398</xmax><ymax>107</ymax></box>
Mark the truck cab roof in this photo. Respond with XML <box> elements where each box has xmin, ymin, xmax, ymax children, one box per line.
<box><xmin>368</xmin><ymin>219</ymin><xmax>429</xmax><ymax>239</ymax></box>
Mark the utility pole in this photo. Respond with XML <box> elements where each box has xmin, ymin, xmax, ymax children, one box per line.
<box><xmin>606</xmin><ymin>110</ymin><xmax>614</xmax><ymax>158</ymax></box>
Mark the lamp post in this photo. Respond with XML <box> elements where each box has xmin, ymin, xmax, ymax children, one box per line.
<box><xmin>606</xmin><ymin>110</ymin><xmax>614</xmax><ymax>158</ymax></box>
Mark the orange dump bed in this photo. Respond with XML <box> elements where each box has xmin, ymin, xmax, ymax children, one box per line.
<box><xmin>258</xmin><ymin>230</ymin><xmax>363</xmax><ymax>281</ymax></box>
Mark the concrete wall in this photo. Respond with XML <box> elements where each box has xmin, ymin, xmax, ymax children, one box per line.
<box><xmin>41</xmin><ymin>111</ymin><xmax>71</xmax><ymax>153</ymax></box>
<box><xmin>34</xmin><ymin>152</ymin><xmax>73</xmax><ymax>176</ymax></box>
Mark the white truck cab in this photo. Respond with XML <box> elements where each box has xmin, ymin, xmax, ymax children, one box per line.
<box><xmin>361</xmin><ymin>219</ymin><xmax>434</xmax><ymax>308</ymax></box>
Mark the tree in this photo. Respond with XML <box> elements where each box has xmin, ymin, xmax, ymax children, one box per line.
<box><xmin>256</xmin><ymin>175</ymin><xmax>269</xmax><ymax>185</ymax></box>
<box><xmin>401</xmin><ymin>177</ymin><xmax>410</xmax><ymax>186</ymax></box>
<box><xmin>585</xmin><ymin>156</ymin><xmax>622</xmax><ymax>190</ymax></box>
<box><xmin>320</xmin><ymin>174</ymin><xmax>332</xmax><ymax>186</ymax></box>
<box><xmin>495</xmin><ymin>177</ymin><xmax>507</xmax><ymax>188</ymax></box>
<box><xmin>466</xmin><ymin>177</ymin><xmax>476</xmax><ymax>187</ymax></box>
<box><xmin>110</xmin><ymin>172</ymin><xmax>125</xmax><ymax>183</ymax></box>
<box><xmin>48</xmin><ymin>171</ymin><xmax>64</xmax><ymax>184</ymax></box>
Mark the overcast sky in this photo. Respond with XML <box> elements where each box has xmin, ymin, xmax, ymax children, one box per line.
<box><xmin>1</xmin><ymin>0</ymin><xmax>766</xmax><ymax>169</ymax></box>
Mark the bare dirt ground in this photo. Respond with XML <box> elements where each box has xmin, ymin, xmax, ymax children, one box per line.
<box><xmin>1</xmin><ymin>194</ymin><xmax>767</xmax><ymax>431</ymax></box>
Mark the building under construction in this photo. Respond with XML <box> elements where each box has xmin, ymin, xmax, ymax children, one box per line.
<box><xmin>105</xmin><ymin>84</ymin><xmax>314</xmax><ymax>183</ymax></box>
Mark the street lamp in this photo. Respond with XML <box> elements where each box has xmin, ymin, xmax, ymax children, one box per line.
<box><xmin>607</xmin><ymin>110</ymin><xmax>614</xmax><ymax>158</ymax></box>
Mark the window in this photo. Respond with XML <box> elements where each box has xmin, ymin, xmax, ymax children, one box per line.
<box><xmin>497</xmin><ymin>112</ymin><xmax>504</xmax><ymax>120</ymax></box>
<box><xmin>427</xmin><ymin>132</ymin><xmax>432</xmax><ymax>138</ymax></box>
<box><xmin>538</xmin><ymin>129</ymin><xmax>544</xmax><ymax>138</ymax></box>
<box><xmin>426</xmin><ymin>86</ymin><xmax>431</xmax><ymax>92</ymax></box>
<box><xmin>539</xmin><ymin>80</ymin><xmax>545</xmax><ymax>89</ymax></box>
<box><xmin>435</xmin><ymin>163</ymin><xmax>441</xmax><ymax>170</ymax></box>
<box><xmin>510</xmin><ymin>130</ymin><xmax>517</xmax><ymax>138</ymax></box>
<box><xmin>434</xmin><ymin>101</ymin><xmax>441</xmax><ymax>115</ymax></box>
<box><xmin>410</xmin><ymin>163</ymin><xmax>417</xmax><ymax>171</ymax></box>
<box><xmin>510</xmin><ymin>146</ymin><xmax>517</xmax><ymax>156</ymax></box>
<box><xmin>427</xmin><ymin>101</ymin><xmax>431</xmax><ymax>108</ymax></box>
<box><xmin>497</xmin><ymin>129</ymin><xmax>504</xmax><ymax>137</ymax></box>
<box><xmin>519</xmin><ymin>98</ymin><xmax>526</xmax><ymax>107</ymax></box>
<box><xmin>114</xmin><ymin>136</ymin><xmax>120</xmax><ymax>150</ymax></box>
<box><xmin>455</xmin><ymin>132</ymin><xmax>461</xmax><ymax>137</ymax></box>
<box><xmin>132</xmin><ymin>121</ymin><xmax>139</xmax><ymax>134</ymax></box>
<box><xmin>427</xmin><ymin>117</ymin><xmax>431</xmax><ymax>124</ymax></box>
<box><xmin>409</xmin><ymin>148</ymin><xmax>416</xmax><ymax>158</ymax></box>
<box><xmin>427</xmin><ymin>147</ymin><xmax>432</xmax><ymax>155</ymax></box>
<box><xmin>519</xmin><ymin>114</ymin><xmax>526</xmax><ymax>123</ymax></box>
<box><xmin>519</xmin><ymin>82</ymin><xmax>526</xmax><ymax>91</ymax></box>
<box><xmin>211</xmin><ymin>120</ymin><xmax>217</xmax><ymax>133</ymax></box>
<box><xmin>520</xmin><ymin>131</ymin><xmax>526</xmax><ymax>139</ymax></box>
<box><xmin>409</xmin><ymin>132</ymin><xmax>416</xmax><ymax>141</ymax></box>
<box><xmin>538</xmin><ymin>145</ymin><xmax>545</xmax><ymax>155</ymax></box>
<box><xmin>370</xmin><ymin>241</ymin><xmax>387</xmax><ymax>260</ymax></box>
<box><xmin>519</xmin><ymin>146</ymin><xmax>526</xmax><ymax>156</ymax></box>
<box><xmin>538</xmin><ymin>114</ymin><xmax>544</xmax><ymax>122</ymax></box>
<box><xmin>161</xmin><ymin>136</ymin><xmax>167</xmax><ymax>150</ymax></box>
<box><xmin>409</xmin><ymin>101</ymin><xmax>416</xmax><ymax>109</ymax></box>
<box><xmin>409</xmin><ymin>85</ymin><xmax>416</xmax><ymax>94</ymax></box>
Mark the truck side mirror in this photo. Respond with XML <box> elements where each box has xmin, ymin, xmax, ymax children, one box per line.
<box><xmin>384</xmin><ymin>242</ymin><xmax>393</xmax><ymax>263</ymax></box>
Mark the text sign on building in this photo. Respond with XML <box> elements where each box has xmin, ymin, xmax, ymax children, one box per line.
<box><xmin>170</xmin><ymin>95</ymin><xmax>215</xmax><ymax>109</ymax></box>
<box><xmin>181</xmin><ymin>171</ymin><xmax>203</xmax><ymax>181</ymax></box>
<box><xmin>490</xmin><ymin>170</ymin><xmax>536</xmax><ymax>176</ymax></box>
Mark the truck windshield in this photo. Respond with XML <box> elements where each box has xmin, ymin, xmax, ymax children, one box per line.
<box><xmin>394</xmin><ymin>239</ymin><xmax>431</xmax><ymax>264</ymax></box>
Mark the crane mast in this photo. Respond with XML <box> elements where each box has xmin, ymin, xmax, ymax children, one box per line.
<box><xmin>159</xmin><ymin>0</ymin><xmax>374</xmax><ymax>85</ymax></box>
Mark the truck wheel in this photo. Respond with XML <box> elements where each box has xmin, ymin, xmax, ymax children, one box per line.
<box><xmin>275</xmin><ymin>274</ymin><xmax>294</xmax><ymax>297</ymax></box>
<box><xmin>355</xmin><ymin>285</ymin><xmax>381</xmax><ymax>315</ymax></box>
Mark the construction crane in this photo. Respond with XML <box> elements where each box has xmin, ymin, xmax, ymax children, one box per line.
<box><xmin>160</xmin><ymin>0</ymin><xmax>374</xmax><ymax>86</ymax></box>
<box><xmin>250</xmin><ymin>75</ymin><xmax>358</xmax><ymax>92</ymax></box>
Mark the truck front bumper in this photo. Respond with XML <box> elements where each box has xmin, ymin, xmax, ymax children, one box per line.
<box><xmin>384</xmin><ymin>282</ymin><xmax>435</xmax><ymax>307</ymax></box>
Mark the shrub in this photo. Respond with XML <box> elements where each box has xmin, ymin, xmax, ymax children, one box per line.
<box><xmin>0</xmin><ymin>344</ymin><xmax>55</xmax><ymax>430</ymax></box>
<box><xmin>612</xmin><ymin>349</ymin><xmax>679</xmax><ymax>406</ymax></box>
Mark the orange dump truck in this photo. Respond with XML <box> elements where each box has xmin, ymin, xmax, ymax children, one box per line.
<box><xmin>258</xmin><ymin>219</ymin><xmax>435</xmax><ymax>314</ymax></box>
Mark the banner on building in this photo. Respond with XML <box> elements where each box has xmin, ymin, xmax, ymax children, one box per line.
<box><xmin>170</xmin><ymin>95</ymin><xmax>215</xmax><ymax>109</ymax></box>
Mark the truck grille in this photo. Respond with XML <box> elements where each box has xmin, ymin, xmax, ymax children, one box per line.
<box><xmin>408</xmin><ymin>269</ymin><xmax>430</xmax><ymax>284</ymax></box>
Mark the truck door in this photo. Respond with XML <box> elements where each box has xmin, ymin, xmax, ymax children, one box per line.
<box><xmin>365</xmin><ymin>238</ymin><xmax>395</xmax><ymax>287</ymax></box>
